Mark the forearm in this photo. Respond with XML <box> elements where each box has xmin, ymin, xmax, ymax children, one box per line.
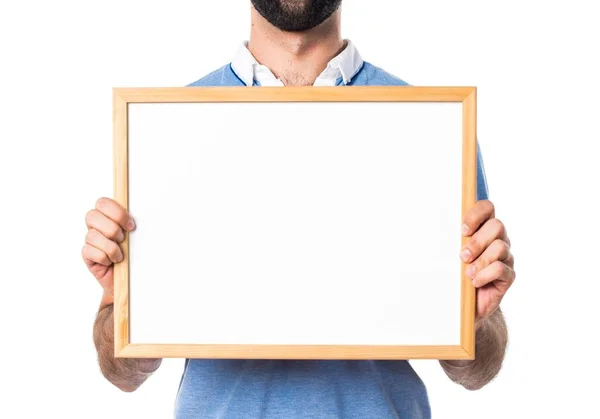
<box><xmin>93</xmin><ymin>303</ymin><xmax>162</xmax><ymax>392</ymax></box>
<box><xmin>439</xmin><ymin>308</ymin><xmax>508</xmax><ymax>390</ymax></box>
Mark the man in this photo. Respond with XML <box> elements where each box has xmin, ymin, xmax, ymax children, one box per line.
<box><xmin>83</xmin><ymin>1</ymin><xmax>515</xmax><ymax>417</ymax></box>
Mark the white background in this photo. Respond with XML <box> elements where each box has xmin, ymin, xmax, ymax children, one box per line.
<box><xmin>0</xmin><ymin>0</ymin><xmax>598</xmax><ymax>418</ymax></box>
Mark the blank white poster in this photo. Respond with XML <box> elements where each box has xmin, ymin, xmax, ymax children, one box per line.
<box><xmin>127</xmin><ymin>101</ymin><xmax>463</xmax><ymax>346</ymax></box>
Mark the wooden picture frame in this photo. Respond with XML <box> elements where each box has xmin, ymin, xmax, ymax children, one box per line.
<box><xmin>113</xmin><ymin>86</ymin><xmax>477</xmax><ymax>360</ymax></box>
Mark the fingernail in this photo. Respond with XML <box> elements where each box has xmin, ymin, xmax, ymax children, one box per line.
<box><xmin>465</xmin><ymin>265</ymin><xmax>476</xmax><ymax>278</ymax></box>
<box><xmin>127</xmin><ymin>219</ymin><xmax>136</xmax><ymax>231</ymax></box>
<box><xmin>460</xmin><ymin>248</ymin><xmax>472</xmax><ymax>262</ymax></box>
<box><xmin>472</xmin><ymin>278</ymin><xmax>478</xmax><ymax>287</ymax></box>
<box><xmin>461</xmin><ymin>224</ymin><xmax>470</xmax><ymax>235</ymax></box>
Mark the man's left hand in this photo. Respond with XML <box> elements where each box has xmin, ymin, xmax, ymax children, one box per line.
<box><xmin>460</xmin><ymin>200</ymin><xmax>515</xmax><ymax>328</ymax></box>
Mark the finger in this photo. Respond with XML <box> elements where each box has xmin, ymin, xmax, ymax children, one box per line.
<box><xmin>465</xmin><ymin>239</ymin><xmax>510</xmax><ymax>279</ymax></box>
<box><xmin>85</xmin><ymin>209</ymin><xmax>125</xmax><ymax>243</ymax></box>
<box><xmin>460</xmin><ymin>218</ymin><xmax>508</xmax><ymax>263</ymax></box>
<box><xmin>472</xmin><ymin>260</ymin><xmax>515</xmax><ymax>289</ymax></box>
<box><xmin>95</xmin><ymin>197</ymin><xmax>135</xmax><ymax>232</ymax></box>
<box><xmin>462</xmin><ymin>200</ymin><xmax>495</xmax><ymax>236</ymax></box>
<box><xmin>477</xmin><ymin>295</ymin><xmax>503</xmax><ymax>323</ymax></box>
<box><xmin>82</xmin><ymin>243</ymin><xmax>112</xmax><ymax>267</ymax></box>
<box><xmin>503</xmin><ymin>253</ymin><xmax>515</xmax><ymax>269</ymax></box>
<box><xmin>85</xmin><ymin>229</ymin><xmax>123</xmax><ymax>264</ymax></box>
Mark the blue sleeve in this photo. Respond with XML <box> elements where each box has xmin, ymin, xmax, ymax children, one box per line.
<box><xmin>476</xmin><ymin>141</ymin><xmax>489</xmax><ymax>201</ymax></box>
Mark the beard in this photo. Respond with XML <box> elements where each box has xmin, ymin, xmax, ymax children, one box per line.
<box><xmin>251</xmin><ymin>0</ymin><xmax>342</xmax><ymax>32</ymax></box>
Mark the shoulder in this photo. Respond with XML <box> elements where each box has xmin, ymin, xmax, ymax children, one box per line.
<box><xmin>354</xmin><ymin>61</ymin><xmax>410</xmax><ymax>86</ymax></box>
<box><xmin>186</xmin><ymin>64</ymin><xmax>243</xmax><ymax>87</ymax></box>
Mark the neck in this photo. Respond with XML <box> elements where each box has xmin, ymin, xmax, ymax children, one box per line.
<box><xmin>247</xmin><ymin>6</ymin><xmax>344</xmax><ymax>86</ymax></box>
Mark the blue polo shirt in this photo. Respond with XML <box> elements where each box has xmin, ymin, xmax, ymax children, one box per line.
<box><xmin>175</xmin><ymin>62</ymin><xmax>489</xmax><ymax>418</ymax></box>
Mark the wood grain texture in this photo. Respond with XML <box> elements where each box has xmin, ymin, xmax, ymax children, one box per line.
<box><xmin>113</xmin><ymin>86</ymin><xmax>477</xmax><ymax>360</ymax></box>
<box><xmin>114</xmin><ymin>86</ymin><xmax>474</xmax><ymax>103</ymax></box>
<box><xmin>460</xmin><ymin>88</ymin><xmax>477</xmax><ymax>357</ymax></box>
<box><xmin>113</xmin><ymin>90</ymin><xmax>130</xmax><ymax>356</ymax></box>
<box><xmin>116</xmin><ymin>344</ymin><xmax>473</xmax><ymax>360</ymax></box>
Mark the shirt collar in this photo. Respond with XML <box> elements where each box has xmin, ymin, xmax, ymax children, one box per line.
<box><xmin>230</xmin><ymin>39</ymin><xmax>364</xmax><ymax>86</ymax></box>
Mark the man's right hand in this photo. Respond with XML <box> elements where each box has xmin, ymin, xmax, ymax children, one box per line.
<box><xmin>84</xmin><ymin>198</ymin><xmax>160</xmax><ymax>391</ymax></box>
<box><xmin>82</xmin><ymin>197</ymin><xmax>136</xmax><ymax>303</ymax></box>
